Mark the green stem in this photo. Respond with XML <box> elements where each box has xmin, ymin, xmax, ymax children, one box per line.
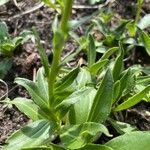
<box><xmin>61</xmin><ymin>0</ymin><xmax>73</xmax><ymax>36</ymax></box>
<box><xmin>135</xmin><ymin>0</ymin><xmax>143</xmax><ymax>25</ymax></box>
<box><xmin>48</xmin><ymin>44</ymin><xmax>62</xmax><ymax>107</ymax></box>
<box><xmin>48</xmin><ymin>0</ymin><xmax>73</xmax><ymax>107</ymax></box>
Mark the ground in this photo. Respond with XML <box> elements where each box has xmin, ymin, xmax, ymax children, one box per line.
<box><xmin>0</xmin><ymin>0</ymin><xmax>150</xmax><ymax>146</ymax></box>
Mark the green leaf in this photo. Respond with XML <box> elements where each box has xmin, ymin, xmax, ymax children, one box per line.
<box><xmin>119</xmin><ymin>68</ymin><xmax>135</xmax><ymax>97</ymax></box>
<box><xmin>103</xmin><ymin>35</ymin><xmax>117</xmax><ymax>47</ymax></box>
<box><xmin>2</xmin><ymin>98</ymin><xmax>54</xmax><ymax>121</ymax></box>
<box><xmin>100</xmin><ymin>47</ymin><xmax>119</xmax><ymax>60</ymax></box>
<box><xmin>79</xmin><ymin>144</ymin><xmax>113</xmax><ymax>150</ymax></box>
<box><xmin>55</xmin><ymin>87</ymin><xmax>93</xmax><ymax>119</ymax></box>
<box><xmin>71</xmin><ymin>68</ymin><xmax>92</xmax><ymax>90</ymax></box>
<box><xmin>114</xmin><ymin>85</ymin><xmax>150</xmax><ymax>111</ymax></box>
<box><xmin>136</xmin><ymin>75</ymin><xmax>150</xmax><ymax>90</ymax></box>
<box><xmin>60</xmin><ymin>122</ymin><xmax>111</xmax><ymax>149</ymax></box>
<box><xmin>3</xmin><ymin>98</ymin><xmax>42</xmax><ymax>121</ymax></box>
<box><xmin>0</xmin><ymin>42</ymin><xmax>15</xmax><ymax>55</ymax></box>
<box><xmin>2</xmin><ymin>120</ymin><xmax>55</xmax><ymax>150</ymax></box>
<box><xmin>55</xmin><ymin>67</ymin><xmax>79</xmax><ymax>91</ymax></box>
<box><xmin>112</xmin><ymin>43</ymin><xmax>124</xmax><ymax>81</ymax></box>
<box><xmin>87</xmin><ymin>34</ymin><xmax>96</xmax><ymax>67</ymax></box>
<box><xmin>69</xmin><ymin>87</ymin><xmax>97</xmax><ymax>124</ymax></box>
<box><xmin>89</xmin><ymin>59</ymin><xmax>108</xmax><ymax>75</ymax></box>
<box><xmin>88</xmin><ymin>69</ymin><xmax>114</xmax><ymax>123</ymax></box>
<box><xmin>106</xmin><ymin>131</ymin><xmax>150</xmax><ymax>150</ymax></box>
<box><xmin>15</xmin><ymin>78</ymin><xmax>48</xmax><ymax>109</ymax></box>
<box><xmin>127</xmin><ymin>22</ymin><xmax>136</xmax><ymax>37</ymax></box>
<box><xmin>36</xmin><ymin>67</ymin><xmax>49</xmax><ymax>101</ymax></box>
<box><xmin>113</xmin><ymin>80</ymin><xmax>120</xmax><ymax>103</ymax></box>
<box><xmin>138</xmin><ymin>29</ymin><xmax>150</xmax><ymax>56</ymax></box>
<box><xmin>15</xmin><ymin>77</ymin><xmax>55</xmax><ymax>120</ymax></box>
<box><xmin>53</xmin><ymin>89</ymin><xmax>74</xmax><ymax>106</ymax></box>
<box><xmin>138</xmin><ymin>14</ymin><xmax>150</xmax><ymax>29</ymax></box>
<box><xmin>14</xmin><ymin>30</ymin><xmax>34</xmax><ymax>46</ymax></box>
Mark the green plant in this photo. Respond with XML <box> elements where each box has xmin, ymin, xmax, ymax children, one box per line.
<box><xmin>0</xmin><ymin>21</ymin><xmax>33</xmax><ymax>56</ymax></box>
<box><xmin>81</xmin><ymin>0</ymin><xmax>150</xmax><ymax>57</ymax></box>
<box><xmin>1</xmin><ymin>0</ymin><xmax>150</xmax><ymax>150</ymax></box>
<box><xmin>0</xmin><ymin>21</ymin><xmax>33</xmax><ymax>79</ymax></box>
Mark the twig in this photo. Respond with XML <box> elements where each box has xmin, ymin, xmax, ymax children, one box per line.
<box><xmin>0</xmin><ymin>84</ymin><xmax>19</xmax><ymax>100</ymax></box>
<box><xmin>13</xmin><ymin>0</ymin><xmax>21</xmax><ymax>10</ymax></box>
<box><xmin>0</xmin><ymin>79</ymin><xmax>8</xmax><ymax>100</ymax></box>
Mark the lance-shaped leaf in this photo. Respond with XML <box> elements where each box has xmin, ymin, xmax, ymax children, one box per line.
<box><xmin>3</xmin><ymin>98</ymin><xmax>42</xmax><ymax>121</ymax></box>
<box><xmin>138</xmin><ymin>29</ymin><xmax>150</xmax><ymax>56</ymax></box>
<box><xmin>69</xmin><ymin>87</ymin><xmax>97</xmax><ymax>124</ymax></box>
<box><xmin>89</xmin><ymin>59</ymin><xmax>108</xmax><ymax>75</ymax></box>
<box><xmin>100</xmin><ymin>47</ymin><xmax>119</xmax><ymax>60</ymax></box>
<box><xmin>87</xmin><ymin>34</ymin><xmax>96</xmax><ymax>67</ymax></box>
<box><xmin>119</xmin><ymin>69</ymin><xmax>133</xmax><ymax>97</ymax></box>
<box><xmin>36</xmin><ymin>67</ymin><xmax>49</xmax><ymax>101</ymax></box>
<box><xmin>106</xmin><ymin>131</ymin><xmax>150</xmax><ymax>150</ymax></box>
<box><xmin>138</xmin><ymin>14</ymin><xmax>150</xmax><ymax>29</ymax></box>
<box><xmin>15</xmin><ymin>78</ymin><xmax>48</xmax><ymax>109</ymax></box>
<box><xmin>88</xmin><ymin>69</ymin><xmax>114</xmax><ymax>123</ymax></box>
<box><xmin>113</xmin><ymin>80</ymin><xmax>120</xmax><ymax>103</ymax></box>
<box><xmin>2</xmin><ymin>98</ymin><xmax>53</xmax><ymax>121</ymax></box>
<box><xmin>55</xmin><ymin>67</ymin><xmax>79</xmax><ymax>91</ymax></box>
<box><xmin>2</xmin><ymin>120</ymin><xmax>55</xmax><ymax>150</ymax></box>
<box><xmin>112</xmin><ymin>43</ymin><xmax>124</xmax><ymax>81</ymax></box>
<box><xmin>55</xmin><ymin>87</ymin><xmax>93</xmax><ymax>119</ymax></box>
<box><xmin>114</xmin><ymin>85</ymin><xmax>150</xmax><ymax>111</ymax></box>
<box><xmin>60</xmin><ymin>122</ymin><xmax>111</xmax><ymax>149</ymax></box>
<box><xmin>71</xmin><ymin>68</ymin><xmax>92</xmax><ymax>90</ymax></box>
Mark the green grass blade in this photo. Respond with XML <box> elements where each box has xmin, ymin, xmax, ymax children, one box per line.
<box><xmin>87</xmin><ymin>34</ymin><xmax>96</xmax><ymax>67</ymax></box>
<box><xmin>112</xmin><ymin>43</ymin><xmax>124</xmax><ymax>81</ymax></box>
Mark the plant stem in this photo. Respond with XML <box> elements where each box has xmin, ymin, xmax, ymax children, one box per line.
<box><xmin>48</xmin><ymin>0</ymin><xmax>73</xmax><ymax>107</ymax></box>
<box><xmin>61</xmin><ymin>0</ymin><xmax>73</xmax><ymax>37</ymax></box>
<box><xmin>135</xmin><ymin>0</ymin><xmax>143</xmax><ymax>26</ymax></box>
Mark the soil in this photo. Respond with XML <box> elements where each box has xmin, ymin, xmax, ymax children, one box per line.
<box><xmin>0</xmin><ymin>0</ymin><xmax>150</xmax><ymax>146</ymax></box>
